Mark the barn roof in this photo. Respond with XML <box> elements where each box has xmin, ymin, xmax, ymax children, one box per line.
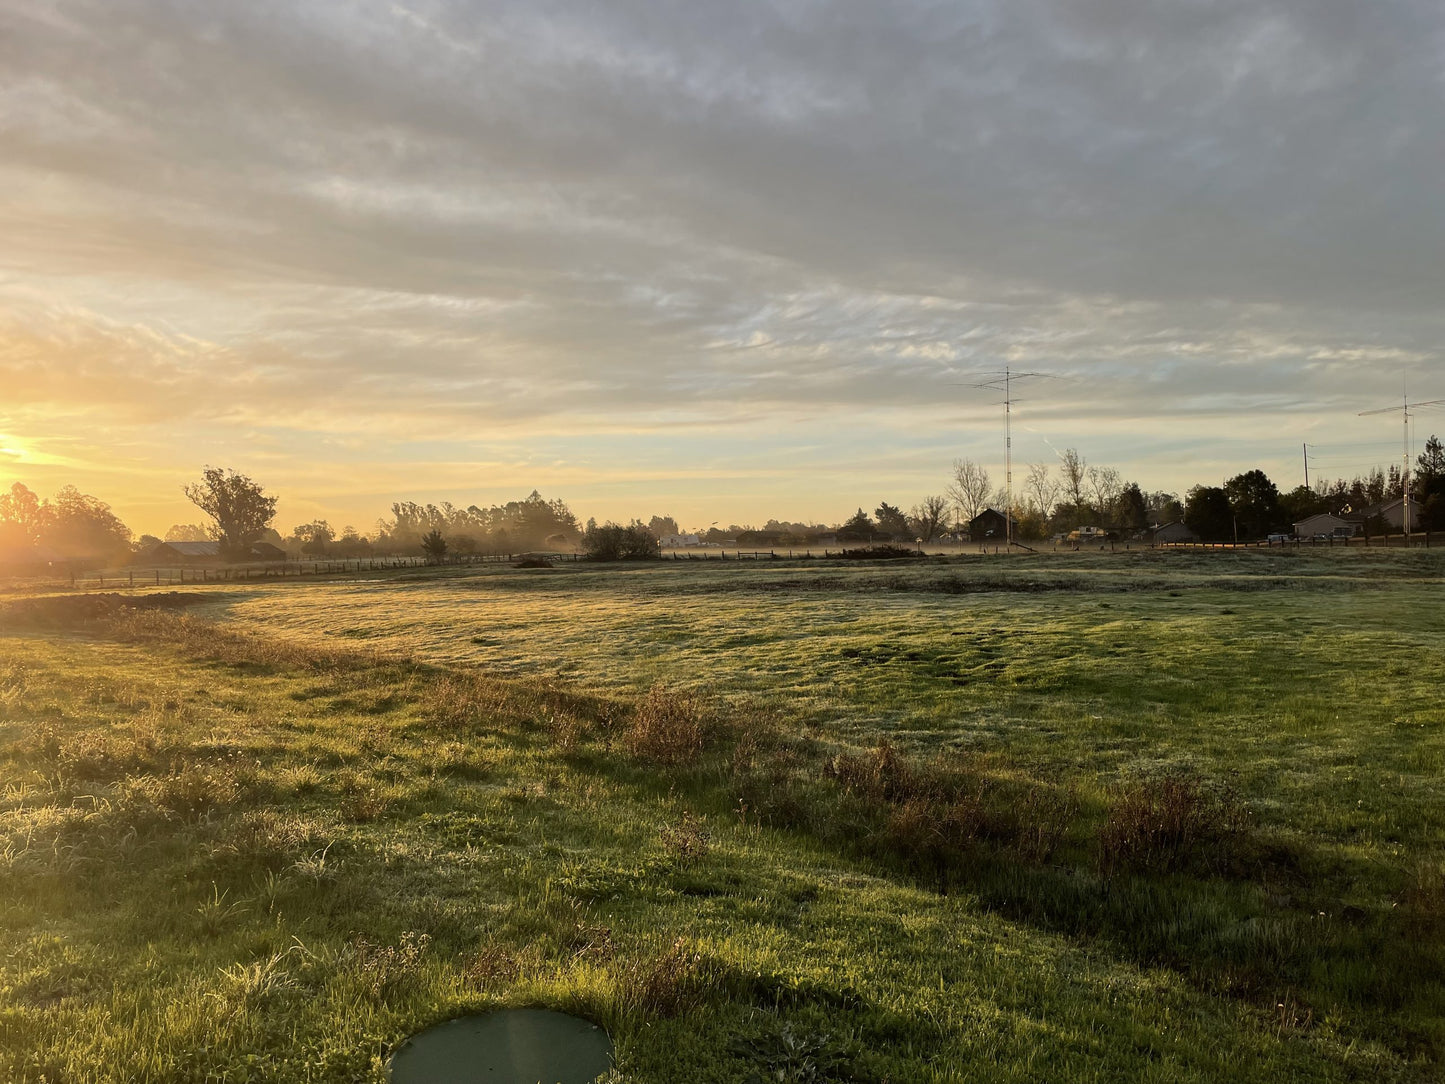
<box><xmin>163</xmin><ymin>541</ymin><xmax>222</xmax><ymax>556</ymax></box>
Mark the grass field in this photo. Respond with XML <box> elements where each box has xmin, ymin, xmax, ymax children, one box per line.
<box><xmin>1</xmin><ymin>548</ymin><xmax>1442</xmax><ymax>1081</ymax></box>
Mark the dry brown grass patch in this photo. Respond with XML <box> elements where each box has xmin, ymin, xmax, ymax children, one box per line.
<box><xmin>1098</xmin><ymin>773</ymin><xmax>1249</xmax><ymax>876</ymax></box>
<box><xmin>623</xmin><ymin>684</ymin><xmax>708</xmax><ymax>766</ymax></box>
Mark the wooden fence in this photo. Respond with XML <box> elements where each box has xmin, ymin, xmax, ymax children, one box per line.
<box><xmin>19</xmin><ymin>552</ymin><xmax>584</xmax><ymax>592</ymax></box>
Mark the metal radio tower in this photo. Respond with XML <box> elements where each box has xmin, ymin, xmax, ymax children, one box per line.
<box><xmin>1358</xmin><ymin>389</ymin><xmax>1444</xmax><ymax>543</ymax></box>
<box><xmin>956</xmin><ymin>366</ymin><xmax>1058</xmax><ymax>548</ymax></box>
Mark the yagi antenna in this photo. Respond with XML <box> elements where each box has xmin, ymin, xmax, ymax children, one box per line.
<box><xmin>951</xmin><ymin>365</ymin><xmax>1061</xmax><ymax>548</ymax></box>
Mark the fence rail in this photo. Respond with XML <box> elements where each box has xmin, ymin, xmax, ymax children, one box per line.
<box><xmin>1155</xmin><ymin>533</ymin><xmax>1432</xmax><ymax>550</ymax></box>
<box><xmin>4</xmin><ymin>552</ymin><xmax>589</xmax><ymax>592</ymax></box>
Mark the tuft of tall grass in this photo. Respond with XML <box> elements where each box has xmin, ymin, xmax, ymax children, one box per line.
<box><xmin>195</xmin><ymin>884</ymin><xmax>248</xmax><ymax>939</ymax></box>
<box><xmin>623</xmin><ymin>685</ymin><xmax>708</xmax><ymax>766</ymax></box>
<box><xmin>820</xmin><ymin>741</ymin><xmax>1079</xmax><ymax>886</ymax></box>
<box><xmin>659</xmin><ymin>810</ymin><xmax>711</xmax><ymax>867</ymax></box>
<box><xmin>126</xmin><ymin>763</ymin><xmax>251</xmax><ymax>817</ymax></box>
<box><xmin>1098</xmin><ymin>773</ymin><xmax>1250</xmax><ymax>877</ymax></box>
<box><xmin>824</xmin><ymin>740</ymin><xmax>914</xmax><ymax>804</ymax></box>
<box><xmin>611</xmin><ymin>936</ymin><xmax>723</xmax><ymax>1019</ymax></box>
<box><xmin>1402</xmin><ymin>860</ymin><xmax>1445</xmax><ymax>938</ymax></box>
<box><xmin>345</xmin><ymin>931</ymin><xmax>431</xmax><ymax>998</ymax></box>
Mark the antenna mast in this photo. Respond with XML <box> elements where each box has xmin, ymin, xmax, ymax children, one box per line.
<box><xmin>955</xmin><ymin>366</ymin><xmax>1058</xmax><ymax>549</ymax></box>
<box><xmin>1359</xmin><ymin>390</ymin><xmax>1445</xmax><ymax>544</ymax></box>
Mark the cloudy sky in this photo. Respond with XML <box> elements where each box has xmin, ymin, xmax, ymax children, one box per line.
<box><xmin>2</xmin><ymin>0</ymin><xmax>1443</xmax><ymax>534</ymax></box>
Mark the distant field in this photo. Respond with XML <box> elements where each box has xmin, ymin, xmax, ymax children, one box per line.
<box><xmin>1</xmin><ymin>548</ymin><xmax>1441</xmax><ymax>1081</ymax></box>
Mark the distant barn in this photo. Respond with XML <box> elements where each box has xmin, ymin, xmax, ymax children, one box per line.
<box><xmin>966</xmin><ymin>508</ymin><xmax>1014</xmax><ymax>542</ymax></box>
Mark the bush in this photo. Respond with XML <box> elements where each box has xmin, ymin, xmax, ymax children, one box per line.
<box><xmin>582</xmin><ymin>521</ymin><xmax>660</xmax><ymax>561</ymax></box>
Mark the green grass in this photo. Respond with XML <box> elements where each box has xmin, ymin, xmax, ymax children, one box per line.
<box><xmin>0</xmin><ymin>548</ymin><xmax>1441</xmax><ymax>1081</ymax></box>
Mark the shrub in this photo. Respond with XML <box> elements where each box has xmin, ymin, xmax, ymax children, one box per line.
<box><xmin>581</xmin><ymin>520</ymin><xmax>660</xmax><ymax>561</ymax></box>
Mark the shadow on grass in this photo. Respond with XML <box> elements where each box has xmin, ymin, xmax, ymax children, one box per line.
<box><xmin>8</xmin><ymin>604</ymin><xmax>1441</xmax><ymax>1065</ymax></box>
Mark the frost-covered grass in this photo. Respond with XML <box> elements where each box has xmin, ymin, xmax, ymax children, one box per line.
<box><xmin>0</xmin><ymin>547</ymin><xmax>1441</xmax><ymax>1081</ymax></box>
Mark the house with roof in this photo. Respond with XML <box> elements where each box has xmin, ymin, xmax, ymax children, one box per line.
<box><xmin>1366</xmin><ymin>497</ymin><xmax>1415</xmax><ymax>532</ymax></box>
<box><xmin>1293</xmin><ymin>513</ymin><xmax>1357</xmax><ymax>539</ymax></box>
<box><xmin>1150</xmin><ymin>521</ymin><xmax>1197</xmax><ymax>544</ymax></box>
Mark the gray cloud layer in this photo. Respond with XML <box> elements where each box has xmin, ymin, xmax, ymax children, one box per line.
<box><xmin>2</xmin><ymin>0</ymin><xmax>1442</xmax><ymax>516</ymax></box>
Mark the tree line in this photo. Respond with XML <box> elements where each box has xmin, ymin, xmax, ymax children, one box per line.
<box><xmin>2</xmin><ymin>437</ymin><xmax>1442</xmax><ymax>566</ymax></box>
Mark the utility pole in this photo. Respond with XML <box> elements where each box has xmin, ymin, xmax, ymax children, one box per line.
<box><xmin>1359</xmin><ymin>390</ymin><xmax>1445</xmax><ymax>545</ymax></box>
<box><xmin>1303</xmin><ymin>443</ymin><xmax>1309</xmax><ymax>490</ymax></box>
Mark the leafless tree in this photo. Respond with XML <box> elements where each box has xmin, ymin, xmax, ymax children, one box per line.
<box><xmin>908</xmin><ymin>495</ymin><xmax>950</xmax><ymax>542</ymax></box>
<box><xmin>947</xmin><ymin>459</ymin><xmax>991</xmax><ymax>528</ymax></box>
<box><xmin>1060</xmin><ymin>448</ymin><xmax>1087</xmax><ymax>509</ymax></box>
<box><xmin>1087</xmin><ymin>465</ymin><xmax>1123</xmax><ymax>517</ymax></box>
<box><xmin>1024</xmin><ymin>463</ymin><xmax>1060</xmax><ymax>518</ymax></box>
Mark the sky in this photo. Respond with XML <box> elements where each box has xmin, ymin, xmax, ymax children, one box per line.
<box><xmin>2</xmin><ymin>0</ymin><xmax>1444</xmax><ymax>536</ymax></box>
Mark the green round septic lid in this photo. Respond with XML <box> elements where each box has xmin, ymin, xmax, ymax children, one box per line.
<box><xmin>389</xmin><ymin>1009</ymin><xmax>612</xmax><ymax>1084</ymax></box>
